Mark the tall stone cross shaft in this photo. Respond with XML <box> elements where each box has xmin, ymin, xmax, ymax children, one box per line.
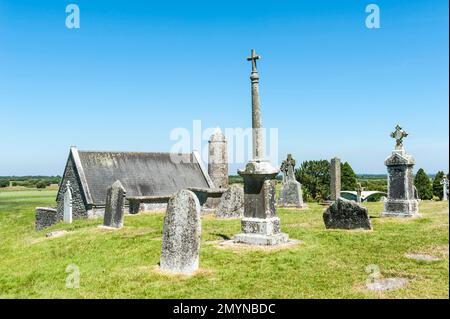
<box><xmin>247</xmin><ymin>49</ymin><xmax>263</xmax><ymax>160</ymax></box>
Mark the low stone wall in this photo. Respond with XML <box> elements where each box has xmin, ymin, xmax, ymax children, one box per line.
<box><xmin>35</xmin><ymin>207</ymin><xmax>60</xmax><ymax>230</ymax></box>
<box><xmin>127</xmin><ymin>196</ymin><xmax>171</xmax><ymax>214</ymax></box>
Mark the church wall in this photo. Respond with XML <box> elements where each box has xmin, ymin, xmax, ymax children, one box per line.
<box><xmin>57</xmin><ymin>155</ymin><xmax>89</xmax><ymax>220</ymax></box>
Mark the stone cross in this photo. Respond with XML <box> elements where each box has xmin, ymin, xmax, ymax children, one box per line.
<box><xmin>103</xmin><ymin>180</ymin><xmax>126</xmax><ymax>228</ymax></box>
<box><xmin>247</xmin><ymin>49</ymin><xmax>263</xmax><ymax>160</ymax></box>
<box><xmin>390</xmin><ymin>124</ymin><xmax>408</xmax><ymax>151</ymax></box>
<box><xmin>356</xmin><ymin>182</ymin><xmax>364</xmax><ymax>203</ymax></box>
<box><xmin>160</xmin><ymin>189</ymin><xmax>201</xmax><ymax>274</ymax></box>
<box><xmin>63</xmin><ymin>181</ymin><xmax>72</xmax><ymax>223</ymax></box>
<box><xmin>280</xmin><ymin>154</ymin><xmax>296</xmax><ymax>182</ymax></box>
<box><xmin>441</xmin><ymin>176</ymin><xmax>449</xmax><ymax>201</ymax></box>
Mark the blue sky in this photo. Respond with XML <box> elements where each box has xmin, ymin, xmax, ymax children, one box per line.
<box><xmin>0</xmin><ymin>0</ymin><xmax>448</xmax><ymax>175</ymax></box>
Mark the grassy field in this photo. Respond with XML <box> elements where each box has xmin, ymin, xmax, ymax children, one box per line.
<box><xmin>0</xmin><ymin>188</ymin><xmax>448</xmax><ymax>299</ymax></box>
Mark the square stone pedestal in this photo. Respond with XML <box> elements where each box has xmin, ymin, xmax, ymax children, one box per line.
<box><xmin>233</xmin><ymin>160</ymin><xmax>289</xmax><ymax>246</ymax></box>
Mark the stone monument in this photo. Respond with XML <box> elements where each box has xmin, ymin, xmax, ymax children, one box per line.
<box><xmin>381</xmin><ymin>125</ymin><xmax>419</xmax><ymax>217</ymax></box>
<box><xmin>278</xmin><ymin>154</ymin><xmax>306</xmax><ymax>208</ymax></box>
<box><xmin>330</xmin><ymin>157</ymin><xmax>341</xmax><ymax>201</ymax></box>
<box><xmin>441</xmin><ymin>176</ymin><xmax>449</xmax><ymax>201</ymax></box>
<box><xmin>208</xmin><ymin>128</ymin><xmax>228</xmax><ymax>189</ymax></box>
<box><xmin>216</xmin><ymin>185</ymin><xmax>244</xmax><ymax>218</ymax></box>
<box><xmin>63</xmin><ymin>181</ymin><xmax>72</xmax><ymax>223</ymax></box>
<box><xmin>160</xmin><ymin>189</ymin><xmax>201</xmax><ymax>274</ymax></box>
<box><xmin>356</xmin><ymin>182</ymin><xmax>364</xmax><ymax>203</ymax></box>
<box><xmin>323</xmin><ymin>198</ymin><xmax>372</xmax><ymax>230</ymax></box>
<box><xmin>103</xmin><ymin>180</ymin><xmax>126</xmax><ymax>228</ymax></box>
<box><xmin>233</xmin><ymin>49</ymin><xmax>289</xmax><ymax>246</ymax></box>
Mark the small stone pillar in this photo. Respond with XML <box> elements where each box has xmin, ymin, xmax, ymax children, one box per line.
<box><xmin>208</xmin><ymin>128</ymin><xmax>228</xmax><ymax>189</ymax></box>
<box><xmin>330</xmin><ymin>157</ymin><xmax>341</xmax><ymax>201</ymax></box>
<box><xmin>381</xmin><ymin>125</ymin><xmax>419</xmax><ymax>217</ymax></box>
<box><xmin>441</xmin><ymin>176</ymin><xmax>449</xmax><ymax>201</ymax></box>
<box><xmin>356</xmin><ymin>183</ymin><xmax>363</xmax><ymax>203</ymax></box>
<box><xmin>160</xmin><ymin>190</ymin><xmax>201</xmax><ymax>274</ymax></box>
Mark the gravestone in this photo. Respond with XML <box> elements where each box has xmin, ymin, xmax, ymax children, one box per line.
<box><xmin>330</xmin><ymin>157</ymin><xmax>341</xmax><ymax>201</ymax></box>
<box><xmin>278</xmin><ymin>154</ymin><xmax>306</xmax><ymax>208</ymax></box>
<box><xmin>216</xmin><ymin>185</ymin><xmax>244</xmax><ymax>218</ymax></box>
<box><xmin>63</xmin><ymin>181</ymin><xmax>73</xmax><ymax>223</ymax></box>
<box><xmin>441</xmin><ymin>176</ymin><xmax>449</xmax><ymax>201</ymax></box>
<box><xmin>356</xmin><ymin>183</ymin><xmax>364</xmax><ymax>203</ymax></box>
<box><xmin>103</xmin><ymin>180</ymin><xmax>126</xmax><ymax>228</ymax></box>
<box><xmin>160</xmin><ymin>189</ymin><xmax>201</xmax><ymax>274</ymax></box>
<box><xmin>323</xmin><ymin>197</ymin><xmax>372</xmax><ymax>230</ymax></box>
<box><xmin>208</xmin><ymin>128</ymin><xmax>228</xmax><ymax>189</ymax></box>
<box><xmin>381</xmin><ymin>125</ymin><xmax>419</xmax><ymax>217</ymax></box>
<box><xmin>233</xmin><ymin>49</ymin><xmax>289</xmax><ymax>246</ymax></box>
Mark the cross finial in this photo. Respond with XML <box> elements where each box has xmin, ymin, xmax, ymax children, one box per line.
<box><xmin>246</xmin><ymin>49</ymin><xmax>261</xmax><ymax>73</ymax></box>
<box><xmin>390</xmin><ymin>124</ymin><xmax>408</xmax><ymax>150</ymax></box>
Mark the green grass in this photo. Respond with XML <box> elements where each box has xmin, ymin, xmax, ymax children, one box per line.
<box><xmin>0</xmin><ymin>189</ymin><xmax>448</xmax><ymax>299</ymax></box>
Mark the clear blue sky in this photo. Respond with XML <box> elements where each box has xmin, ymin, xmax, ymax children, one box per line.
<box><xmin>0</xmin><ymin>0</ymin><xmax>448</xmax><ymax>175</ymax></box>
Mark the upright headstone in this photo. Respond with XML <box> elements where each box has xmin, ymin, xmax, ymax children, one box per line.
<box><xmin>216</xmin><ymin>185</ymin><xmax>244</xmax><ymax>218</ymax></box>
<box><xmin>160</xmin><ymin>190</ymin><xmax>201</xmax><ymax>274</ymax></box>
<box><xmin>381</xmin><ymin>125</ymin><xmax>419</xmax><ymax>217</ymax></box>
<box><xmin>441</xmin><ymin>176</ymin><xmax>449</xmax><ymax>201</ymax></box>
<box><xmin>103</xmin><ymin>180</ymin><xmax>126</xmax><ymax>228</ymax></box>
<box><xmin>234</xmin><ymin>49</ymin><xmax>289</xmax><ymax>246</ymax></box>
<box><xmin>323</xmin><ymin>198</ymin><xmax>372</xmax><ymax>230</ymax></box>
<box><xmin>208</xmin><ymin>128</ymin><xmax>229</xmax><ymax>189</ymax></box>
<box><xmin>356</xmin><ymin>183</ymin><xmax>364</xmax><ymax>203</ymax></box>
<box><xmin>330</xmin><ymin>157</ymin><xmax>341</xmax><ymax>201</ymax></box>
<box><xmin>63</xmin><ymin>181</ymin><xmax>72</xmax><ymax>223</ymax></box>
<box><xmin>278</xmin><ymin>154</ymin><xmax>306</xmax><ymax>208</ymax></box>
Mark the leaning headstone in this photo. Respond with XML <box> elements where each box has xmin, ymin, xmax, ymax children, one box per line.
<box><xmin>63</xmin><ymin>181</ymin><xmax>73</xmax><ymax>223</ymax></box>
<box><xmin>381</xmin><ymin>125</ymin><xmax>419</xmax><ymax>217</ymax></box>
<box><xmin>103</xmin><ymin>180</ymin><xmax>126</xmax><ymax>228</ymax></box>
<box><xmin>278</xmin><ymin>154</ymin><xmax>306</xmax><ymax>208</ymax></box>
<box><xmin>323</xmin><ymin>198</ymin><xmax>372</xmax><ymax>230</ymax></box>
<box><xmin>330</xmin><ymin>157</ymin><xmax>341</xmax><ymax>202</ymax></box>
<box><xmin>160</xmin><ymin>189</ymin><xmax>201</xmax><ymax>274</ymax></box>
<box><xmin>216</xmin><ymin>185</ymin><xmax>244</xmax><ymax>218</ymax></box>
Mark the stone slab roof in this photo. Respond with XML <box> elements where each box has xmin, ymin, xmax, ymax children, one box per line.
<box><xmin>66</xmin><ymin>147</ymin><xmax>213</xmax><ymax>206</ymax></box>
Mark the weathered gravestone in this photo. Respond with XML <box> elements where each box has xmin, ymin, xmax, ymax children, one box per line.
<box><xmin>63</xmin><ymin>181</ymin><xmax>73</xmax><ymax>223</ymax></box>
<box><xmin>381</xmin><ymin>125</ymin><xmax>419</xmax><ymax>217</ymax></box>
<box><xmin>323</xmin><ymin>197</ymin><xmax>372</xmax><ymax>230</ymax></box>
<box><xmin>160</xmin><ymin>189</ymin><xmax>201</xmax><ymax>274</ymax></box>
<box><xmin>441</xmin><ymin>176</ymin><xmax>449</xmax><ymax>201</ymax></box>
<box><xmin>103</xmin><ymin>180</ymin><xmax>126</xmax><ymax>228</ymax></box>
<box><xmin>278</xmin><ymin>154</ymin><xmax>306</xmax><ymax>208</ymax></box>
<box><xmin>356</xmin><ymin>183</ymin><xmax>364</xmax><ymax>203</ymax></box>
<box><xmin>216</xmin><ymin>185</ymin><xmax>244</xmax><ymax>218</ymax></box>
<box><xmin>330</xmin><ymin>157</ymin><xmax>341</xmax><ymax>202</ymax></box>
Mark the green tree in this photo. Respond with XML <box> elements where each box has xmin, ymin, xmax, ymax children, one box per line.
<box><xmin>341</xmin><ymin>162</ymin><xmax>357</xmax><ymax>190</ymax></box>
<box><xmin>414</xmin><ymin>168</ymin><xmax>433</xmax><ymax>200</ymax></box>
<box><xmin>296</xmin><ymin>160</ymin><xmax>330</xmax><ymax>201</ymax></box>
<box><xmin>36</xmin><ymin>181</ymin><xmax>47</xmax><ymax>189</ymax></box>
<box><xmin>432</xmin><ymin>171</ymin><xmax>445</xmax><ymax>200</ymax></box>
